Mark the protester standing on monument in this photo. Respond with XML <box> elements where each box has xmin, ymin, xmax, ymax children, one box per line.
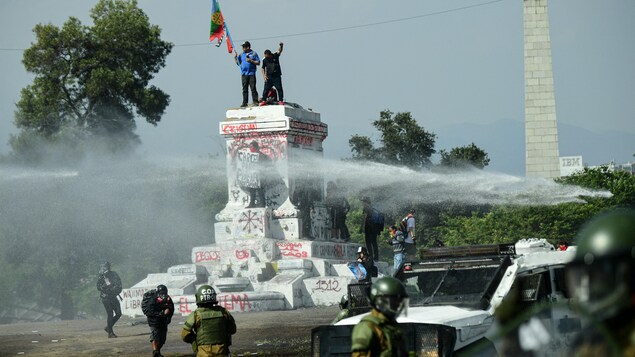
<box><xmin>142</xmin><ymin>284</ymin><xmax>175</xmax><ymax>357</ymax></box>
<box><xmin>96</xmin><ymin>261</ymin><xmax>122</xmax><ymax>338</ymax></box>
<box><xmin>234</xmin><ymin>41</ymin><xmax>260</xmax><ymax>107</ymax></box>
<box><xmin>351</xmin><ymin>277</ymin><xmax>410</xmax><ymax>357</ymax></box>
<box><xmin>260</xmin><ymin>42</ymin><xmax>284</xmax><ymax>105</ymax></box>
<box><xmin>360</xmin><ymin>197</ymin><xmax>379</xmax><ymax>261</ymax></box>
<box><xmin>387</xmin><ymin>225</ymin><xmax>406</xmax><ymax>274</ymax></box>
<box><xmin>182</xmin><ymin>285</ymin><xmax>237</xmax><ymax>357</ymax></box>
<box><xmin>402</xmin><ymin>209</ymin><xmax>417</xmax><ymax>260</ymax></box>
<box><xmin>326</xmin><ymin>181</ymin><xmax>350</xmax><ymax>242</ymax></box>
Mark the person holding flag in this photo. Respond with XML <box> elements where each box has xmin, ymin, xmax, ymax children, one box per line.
<box><xmin>234</xmin><ymin>41</ymin><xmax>260</xmax><ymax>107</ymax></box>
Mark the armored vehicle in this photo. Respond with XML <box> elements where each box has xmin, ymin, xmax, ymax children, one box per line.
<box><xmin>311</xmin><ymin>239</ymin><xmax>581</xmax><ymax>356</ymax></box>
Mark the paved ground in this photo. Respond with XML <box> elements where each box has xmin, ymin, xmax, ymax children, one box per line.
<box><xmin>0</xmin><ymin>305</ymin><xmax>340</xmax><ymax>356</ymax></box>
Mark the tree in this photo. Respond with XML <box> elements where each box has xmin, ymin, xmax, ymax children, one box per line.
<box><xmin>10</xmin><ymin>0</ymin><xmax>173</xmax><ymax>162</ymax></box>
<box><xmin>439</xmin><ymin>143</ymin><xmax>490</xmax><ymax>169</ymax></box>
<box><xmin>348</xmin><ymin>110</ymin><xmax>436</xmax><ymax>169</ymax></box>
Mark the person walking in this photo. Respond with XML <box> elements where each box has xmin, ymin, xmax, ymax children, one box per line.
<box><xmin>261</xmin><ymin>42</ymin><xmax>284</xmax><ymax>105</ymax></box>
<box><xmin>96</xmin><ymin>261</ymin><xmax>122</xmax><ymax>338</ymax></box>
<box><xmin>182</xmin><ymin>285</ymin><xmax>237</xmax><ymax>357</ymax></box>
<box><xmin>142</xmin><ymin>284</ymin><xmax>175</xmax><ymax>357</ymax></box>
<box><xmin>360</xmin><ymin>197</ymin><xmax>379</xmax><ymax>261</ymax></box>
<box><xmin>351</xmin><ymin>277</ymin><xmax>410</xmax><ymax>356</ymax></box>
<box><xmin>387</xmin><ymin>225</ymin><xmax>406</xmax><ymax>274</ymax></box>
<box><xmin>234</xmin><ymin>41</ymin><xmax>260</xmax><ymax>107</ymax></box>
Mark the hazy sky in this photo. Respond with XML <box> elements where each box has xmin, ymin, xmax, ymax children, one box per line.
<box><xmin>1</xmin><ymin>0</ymin><xmax>633</xmax><ymax>174</ymax></box>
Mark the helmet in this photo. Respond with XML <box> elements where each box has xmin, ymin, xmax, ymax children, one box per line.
<box><xmin>156</xmin><ymin>284</ymin><xmax>168</xmax><ymax>295</ymax></box>
<box><xmin>357</xmin><ymin>246</ymin><xmax>368</xmax><ymax>255</ymax></box>
<box><xmin>339</xmin><ymin>294</ymin><xmax>349</xmax><ymax>310</ymax></box>
<box><xmin>368</xmin><ymin>277</ymin><xmax>409</xmax><ymax>320</ymax></box>
<box><xmin>565</xmin><ymin>208</ymin><xmax>635</xmax><ymax>320</ymax></box>
<box><xmin>196</xmin><ymin>285</ymin><xmax>217</xmax><ymax>305</ymax></box>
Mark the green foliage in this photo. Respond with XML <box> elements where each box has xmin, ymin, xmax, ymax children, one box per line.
<box><xmin>12</xmin><ymin>0</ymin><xmax>173</xmax><ymax>163</ymax></box>
<box><xmin>434</xmin><ymin>166</ymin><xmax>634</xmax><ymax>247</ymax></box>
<box><xmin>439</xmin><ymin>142</ymin><xmax>490</xmax><ymax>169</ymax></box>
<box><xmin>348</xmin><ymin>110</ymin><xmax>436</xmax><ymax>169</ymax></box>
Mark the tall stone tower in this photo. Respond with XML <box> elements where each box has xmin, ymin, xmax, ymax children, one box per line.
<box><xmin>524</xmin><ymin>0</ymin><xmax>560</xmax><ymax>178</ymax></box>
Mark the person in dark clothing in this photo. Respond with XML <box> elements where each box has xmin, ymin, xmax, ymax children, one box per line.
<box><xmin>96</xmin><ymin>261</ymin><xmax>122</xmax><ymax>338</ymax></box>
<box><xmin>260</xmin><ymin>42</ymin><xmax>284</xmax><ymax>104</ymax></box>
<box><xmin>326</xmin><ymin>181</ymin><xmax>350</xmax><ymax>241</ymax></box>
<box><xmin>245</xmin><ymin>140</ymin><xmax>273</xmax><ymax>208</ymax></box>
<box><xmin>145</xmin><ymin>284</ymin><xmax>175</xmax><ymax>357</ymax></box>
<box><xmin>356</xmin><ymin>246</ymin><xmax>373</xmax><ymax>284</ymax></box>
<box><xmin>360</xmin><ymin>197</ymin><xmax>379</xmax><ymax>261</ymax></box>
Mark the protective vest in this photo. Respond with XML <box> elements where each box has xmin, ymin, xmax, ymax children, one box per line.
<box><xmin>353</xmin><ymin>311</ymin><xmax>407</xmax><ymax>357</ymax></box>
<box><xmin>194</xmin><ymin>308</ymin><xmax>230</xmax><ymax>346</ymax></box>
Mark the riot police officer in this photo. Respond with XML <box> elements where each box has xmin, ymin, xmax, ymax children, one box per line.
<box><xmin>351</xmin><ymin>276</ymin><xmax>410</xmax><ymax>356</ymax></box>
<box><xmin>565</xmin><ymin>208</ymin><xmax>635</xmax><ymax>356</ymax></box>
<box><xmin>181</xmin><ymin>285</ymin><xmax>237</xmax><ymax>356</ymax></box>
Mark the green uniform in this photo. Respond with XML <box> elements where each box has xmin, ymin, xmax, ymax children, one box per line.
<box><xmin>181</xmin><ymin>305</ymin><xmax>237</xmax><ymax>357</ymax></box>
<box><xmin>351</xmin><ymin>309</ymin><xmax>407</xmax><ymax>357</ymax></box>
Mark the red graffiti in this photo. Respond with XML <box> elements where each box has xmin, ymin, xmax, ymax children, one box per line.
<box><xmin>294</xmin><ymin>135</ymin><xmax>314</xmax><ymax>146</ymax></box>
<box><xmin>178</xmin><ymin>297</ymin><xmax>193</xmax><ymax>314</ymax></box>
<box><xmin>314</xmin><ymin>279</ymin><xmax>342</xmax><ymax>292</ymax></box>
<box><xmin>277</xmin><ymin>242</ymin><xmax>308</xmax><ymax>258</ymax></box>
<box><xmin>222</xmin><ymin>123</ymin><xmax>258</xmax><ymax>134</ymax></box>
<box><xmin>218</xmin><ymin>293</ymin><xmax>252</xmax><ymax>312</ymax></box>
<box><xmin>235</xmin><ymin>249</ymin><xmax>250</xmax><ymax>260</ymax></box>
<box><xmin>195</xmin><ymin>250</ymin><xmax>221</xmax><ymax>262</ymax></box>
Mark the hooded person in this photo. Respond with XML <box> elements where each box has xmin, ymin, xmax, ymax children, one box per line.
<box><xmin>143</xmin><ymin>284</ymin><xmax>174</xmax><ymax>357</ymax></box>
<box><xmin>96</xmin><ymin>261</ymin><xmax>122</xmax><ymax>338</ymax></box>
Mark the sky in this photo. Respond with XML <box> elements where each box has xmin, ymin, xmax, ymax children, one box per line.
<box><xmin>0</xmin><ymin>0</ymin><xmax>633</xmax><ymax>175</ymax></box>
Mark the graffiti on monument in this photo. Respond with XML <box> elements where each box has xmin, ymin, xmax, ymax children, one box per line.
<box><xmin>313</xmin><ymin>279</ymin><xmax>342</xmax><ymax>292</ymax></box>
<box><xmin>276</xmin><ymin>241</ymin><xmax>309</xmax><ymax>258</ymax></box>
<box><xmin>310</xmin><ymin>204</ymin><xmax>330</xmax><ymax>241</ymax></box>
<box><xmin>237</xmin><ymin>210</ymin><xmax>266</xmax><ymax>235</ymax></box>
<box><xmin>194</xmin><ymin>249</ymin><xmax>221</xmax><ymax>263</ymax></box>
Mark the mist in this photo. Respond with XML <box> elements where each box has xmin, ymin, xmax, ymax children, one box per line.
<box><xmin>0</xmin><ymin>148</ymin><xmax>610</xmax><ymax>320</ymax></box>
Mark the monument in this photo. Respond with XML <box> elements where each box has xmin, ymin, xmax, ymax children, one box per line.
<box><xmin>120</xmin><ymin>104</ymin><xmax>370</xmax><ymax>316</ymax></box>
<box><xmin>524</xmin><ymin>0</ymin><xmax>561</xmax><ymax>178</ymax></box>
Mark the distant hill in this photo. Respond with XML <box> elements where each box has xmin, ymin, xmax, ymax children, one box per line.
<box><xmin>432</xmin><ymin>120</ymin><xmax>635</xmax><ymax>176</ymax></box>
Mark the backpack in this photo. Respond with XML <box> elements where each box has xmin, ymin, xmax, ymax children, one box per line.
<box><xmin>141</xmin><ymin>289</ymin><xmax>157</xmax><ymax>317</ymax></box>
<box><xmin>398</xmin><ymin>215</ymin><xmax>409</xmax><ymax>235</ymax></box>
<box><xmin>370</xmin><ymin>206</ymin><xmax>385</xmax><ymax>232</ymax></box>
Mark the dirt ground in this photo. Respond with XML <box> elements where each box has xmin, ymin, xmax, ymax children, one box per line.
<box><xmin>0</xmin><ymin>305</ymin><xmax>340</xmax><ymax>357</ymax></box>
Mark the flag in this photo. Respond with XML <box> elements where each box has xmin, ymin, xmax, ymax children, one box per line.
<box><xmin>209</xmin><ymin>0</ymin><xmax>225</xmax><ymax>45</ymax></box>
<box><xmin>224</xmin><ymin>23</ymin><xmax>234</xmax><ymax>53</ymax></box>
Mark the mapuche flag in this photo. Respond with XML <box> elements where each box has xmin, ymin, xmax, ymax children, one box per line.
<box><xmin>209</xmin><ymin>0</ymin><xmax>233</xmax><ymax>53</ymax></box>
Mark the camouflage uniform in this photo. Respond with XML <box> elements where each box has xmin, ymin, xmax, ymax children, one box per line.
<box><xmin>351</xmin><ymin>309</ymin><xmax>407</xmax><ymax>357</ymax></box>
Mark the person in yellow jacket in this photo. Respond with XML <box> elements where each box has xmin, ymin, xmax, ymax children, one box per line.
<box><xmin>181</xmin><ymin>285</ymin><xmax>237</xmax><ymax>357</ymax></box>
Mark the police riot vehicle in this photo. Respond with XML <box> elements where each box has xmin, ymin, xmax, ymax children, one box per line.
<box><xmin>311</xmin><ymin>239</ymin><xmax>581</xmax><ymax>356</ymax></box>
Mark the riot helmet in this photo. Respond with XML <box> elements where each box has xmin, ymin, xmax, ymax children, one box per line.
<box><xmin>339</xmin><ymin>294</ymin><xmax>349</xmax><ymax>310</ymax></box>
<box><xmin>196</xmin><ymin>285</ymin><xmax>218</xmax><ymax>305</ymax></box>
<box><xmin>368</xmin><ymin>277</ymin><xmax>409</xmax><ymax>320</ymax></box>
<box><xmin>565</xmin><ymin>208</ymin><xmax>635</xmax><ymax>320</ymax></box>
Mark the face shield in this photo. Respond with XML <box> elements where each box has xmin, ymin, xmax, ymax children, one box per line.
<box><xmin>374</xmin><ymin>295</ymin><xmax>409</xmax><ymax>320</ymax></box>
<box><xmin>565</xmin><ymin>258</ymin><xmax>630</xmax><ymax>318</ymax></box>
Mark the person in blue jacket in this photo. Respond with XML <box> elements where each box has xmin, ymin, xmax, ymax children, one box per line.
<box><xmin>234</xmin><ymin>41</ymin><xmax>260</xmax><ymax>107</ymax></box>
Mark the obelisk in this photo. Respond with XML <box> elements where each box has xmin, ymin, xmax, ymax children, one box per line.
<box><xmin>524</xmin><ymin>0</ymin><xmax>560</xmax><ymax>178</ymax></box>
